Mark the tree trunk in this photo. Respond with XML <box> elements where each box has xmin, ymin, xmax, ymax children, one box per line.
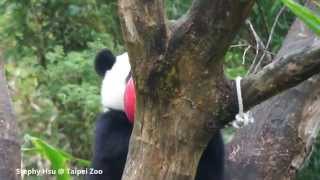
<box><xmin>0</xmin><ymin>54</ymin><xmax>21</xmax><ymax>179</ymax></box>
<box><xmin>122</xmin><ymin>69</ymin><xmax>230</xmax><ymax>180</ymax></box>
<box><xmin>225</xmin><ymin>3</ymin><xmax>320</xmax><ymax>179</ymax></box>
<box><xmin>117</xmin><ymin>0</ymin><xmax>320</xmax><ymax>179</ymax></box>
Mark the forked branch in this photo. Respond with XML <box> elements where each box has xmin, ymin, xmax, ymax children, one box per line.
<box><xmin>168</xmin><ymin>0</ymin><xmax>256</xmax><ymax>63</ymax></box>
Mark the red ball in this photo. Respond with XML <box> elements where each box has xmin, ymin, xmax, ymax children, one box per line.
<box><xmin>124</xmin><ymin>77</ymin><xmax>136</xmax><ymax>123</ymax></box>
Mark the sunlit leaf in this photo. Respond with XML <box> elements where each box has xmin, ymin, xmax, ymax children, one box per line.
<box><xmin>282</xmin><ymin>0</ymin><xmax>320</xmax><ymax>35</ymax></box>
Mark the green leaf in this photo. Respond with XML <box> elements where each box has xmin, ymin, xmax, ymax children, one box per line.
<box><xmin>282</xmin><ymin>0</ymin><xmax>320</xmax><ymax>35</ymax></box>
<box><xmin>24</xmin><ymin>134</ymin><xmax>71</xmax><ymax>180</ymax></box>
<box><xmin>24</xmin><ymin>134</ymin><xmax>91</xmax><ymax>180</ymax></box>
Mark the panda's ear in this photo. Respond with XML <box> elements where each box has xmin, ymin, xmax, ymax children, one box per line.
<box><xmin>94</xmin><ymin>49</ymin><xmax>116</xmax><ymax>77</ymax></box>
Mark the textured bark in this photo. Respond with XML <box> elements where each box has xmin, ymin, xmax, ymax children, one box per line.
<box><xmin>117</xmin><ymin>0</ymin><xmax>320</xmax><ymax>180</ymax></box>
<box><xmin>225</xmin><ymin>4</ymin><xmax>320</xmax><ymax>179</ymax></box>
<box><xmin>0</xmin><ymin>55</ymin><xmax>21</xmax><ymax>179</ymax></box>
<box><xmin>226</xmin><ymin>75</ymin><xmax>320</xmax><ymax>180</ymax></box>
<box><xmin>118</xmin><ymin>1</ymin><xmax>255</xmax><ymax>180</ymax></box>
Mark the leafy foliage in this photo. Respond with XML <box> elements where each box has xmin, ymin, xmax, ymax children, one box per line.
<box><xmin>0</xmin><ymin>0</ymin><xmax>122</xmax><ymax>65</ymax></box>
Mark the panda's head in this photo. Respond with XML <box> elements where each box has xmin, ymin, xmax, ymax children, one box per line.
<box><xmin>95</xmin><ymin>49</ymin><xmax>131</xmax><ymax>112</ymax></box>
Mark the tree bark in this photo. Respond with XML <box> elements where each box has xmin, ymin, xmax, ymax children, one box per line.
<box><xmin>117</xmin><ymin>0</ymin><xmax>320</xmax><ymax>179</ymax></box>
<box><xmin>0</xmin><ymin>54</ymin><xmax>21</xmax><ymax>179</ymax></box>
<box><xmin>226</xmin><ymin>75</ymin><xmax>320</xmax><ymax>180</ymax></box>
<box><xmin>118</xmin><ymin>1</ymin><xmax>255</xmax><ymax>180</ymax></box>
<box><xmin>225</xmin><ymin>3</ymin><xmax>320</xmax><ymax>179</ymax></box>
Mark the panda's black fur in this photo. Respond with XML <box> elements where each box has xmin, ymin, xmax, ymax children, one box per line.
<box><xmin>94</xmin><ymin>49</ymin><xmax>116</xmax><ymax>76</ymax></box>
<box><xmin>87</xmin><ymin>49</ymin><xmax>224</xmax><ymax>180</ymax></box>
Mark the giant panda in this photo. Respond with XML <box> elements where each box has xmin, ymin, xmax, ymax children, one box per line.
<box><xmin>88</xmin><ymin>49</ymin><xmax>225</xmax><ymax>180</ymax></box>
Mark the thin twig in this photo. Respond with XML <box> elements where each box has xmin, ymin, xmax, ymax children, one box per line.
<box><xmin>242</xmin><ymin>45</ymin><xmax>251</xmax><ymax>64</ymax></box>
<box><xmin>230</xmin><ymin>43</ymin><xmax>275</xmax><ymax>56</ymax></box>
<box><xmin>246</xmin><ymin>20</ymin><xmax>264</xmax><ymax>74</ymax></box>
<box><xmin>230</xmin><ymin>44</ymin><xmax>249</xmax><ymax>48</ymax></box>
<box><xmin>253</xmin><ymin>6</ymin><xmax>286</xmax><ymax>74</ymax></box>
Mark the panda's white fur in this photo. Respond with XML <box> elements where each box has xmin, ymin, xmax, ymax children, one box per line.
<box><xmin>101</xmin><ymin>52</ymin><xmax>131</xmax><ymax>111</ymax></box>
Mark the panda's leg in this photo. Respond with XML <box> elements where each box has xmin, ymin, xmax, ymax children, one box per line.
<box><xmin>87</xmin><ymin>112</ymin><xmax>132</xmax><ymax>180</ymax></box>
<box><xmin>195</xmin><ymin>131</ymin><xmax>224</xmax><ymax>180</ymax></box>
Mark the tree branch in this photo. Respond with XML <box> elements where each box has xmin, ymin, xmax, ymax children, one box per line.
<box><xmin>221</xmin><ymin>2</ymin><xmax>320</xmax><ymax>126</ymax></box>
<box><xmin>118</xmin><ymin>0</ymin><xmax>168</xmax><ymax>72</ymax></box>
<box><xmin>242</xmin><ymin>39</ymin><xmax>320</xmax><ymax>110</ymax></box>
<box><xmin>168</xmin><ymin>0</ymin><xmax>256</xmax><ymax>63</ymax></box>
<box><xmin>225</xmin><ymin>4</ymin><xmax>320</xmax><ymax>178</ymax></box>
<box><xmin>241</xmin><ymin>0</ymin><xmax>320</xmax><ymax>111</ymax></box>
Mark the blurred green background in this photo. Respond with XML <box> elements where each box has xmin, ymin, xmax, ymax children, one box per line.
<box><xmin>0</xmin><ymin>0</ymin><xmax>318</xmax><ymax>179</ymax></box>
